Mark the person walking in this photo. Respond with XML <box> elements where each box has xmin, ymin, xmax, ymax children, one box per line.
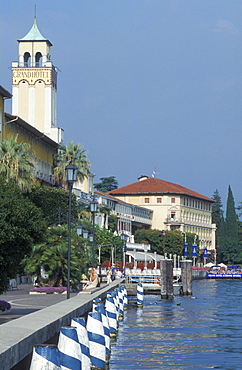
<box><xmin>106</xmin><ymin>268</ymin><xmax>112</xmax><ymax>285</ymax></box>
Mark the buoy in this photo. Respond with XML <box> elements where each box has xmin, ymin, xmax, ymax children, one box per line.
<box><xmin>95</xmin><ymin>306</ymin><xmax>111</xmax><ymax>362</ymax></box>
<box><xmin>137</xmin><ymin>283</ymin><xmax>144</xmax><ymax>307</ymax></box>
<box><xmin>86</xmin><ymin>312</ymin><xmax>106</xmax><ymax>370</ymax></box>
<box><xmin>30</xmin><ymin>344</ymin><xmax>60</xmax><ymax>370</ymax></box>
<box><xmin>71</xmin><ymin>317</ymin><xmax>91</xmax><ymax>370</ymax></box>
<box><xmin>105</xmin><ymin>296</ymin><xmax>118</xmax><ymax>337</ymax></box>
<box><xmin>58</xmin><ymin>326</ymin><xmax>82</xmax><ymax>370</ymax></box>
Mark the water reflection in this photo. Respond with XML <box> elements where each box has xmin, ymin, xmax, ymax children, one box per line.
<box><xmin>109</xmin><ymin>280</ymin><xmax>242</xmax><ymax>370</ymax></box>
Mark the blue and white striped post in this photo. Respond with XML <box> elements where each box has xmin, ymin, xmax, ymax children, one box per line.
<box><xmin>30</xmin><ymin>344</ymin><xmax>60</xmax><ymax>370</ymax></box>
<box><xmin>86</xmin><ymin>311</ymin><xmax>106</xmax><ymax>369</ymax></box>
<box><xmin>117</xmin><ymin>287</ymin><xmax>124</xmax><ymax>320</ymax></box>
<box><xmin>137</xmin><ymin>282</ymin><xmax>144</xmax><ymax>307</ymax></box>
<box><xmin>121</xmin><ymin>285</ymin><xmax>128</xmax><ymax>310</ymax></box>
<box><xmin>95</xmin><ymin>306</ymin><xmax>111</xmax><ymax>362</ymax></box>
<box><xmin>107</xmin><ymin>292</ymin><xmax>119</xmax><ymax>326</ymax></box>
<box><xmin>105</xmin><ymin>296</ymin><xmax>118</xmax><ymax>337</ymax></box>
<box><xmin>93</xmin><ymin>300</ymin><xmax>105</xmax><ymax>312</ymax></box>
<box><xmin>58</xmin><ymin>326</ymin><xmax>82</xmax><ymax>370</ymax></box>
<box><xmin>71</xmin><ymin>317</ymin><xmax>91</xmax><ymax>370</ymax></box>
<box><xmin>108</xmin><ymin>291</ymin><xmax>119</xmax><ymax>311</ymax></box>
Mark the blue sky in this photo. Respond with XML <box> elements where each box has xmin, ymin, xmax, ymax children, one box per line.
<box><xmin>1</xmin><ymin>1</ymin><xmax>242</xmax><ymax>210</ymax></box>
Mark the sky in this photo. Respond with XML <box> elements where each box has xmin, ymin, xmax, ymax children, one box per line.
<box><xmin>1</xmin><ymin>0</ymin><xmax>242</xmax><ymax>210</ymax></box>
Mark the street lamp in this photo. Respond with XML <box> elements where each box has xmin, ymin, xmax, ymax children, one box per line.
<box><xmin>90</xmin><ymin>199</ymin><xmax>98</xmax><ymax>267</ymax></box>
<box><xmin>121</xmin><ymin>233</ymin><xmax>128</xmax><ymax>277</ymax></box>
<box><xmin>65</xmin><ymin>162</ymin><xmax>78</xmax><ymax>299</ymax></box>
<box><xmin>183</xmin><ymin>232</ymin><xmax>188</xmax><ymax>259</ymax></box>
<box><xmin>162</xmin><ymin>230</ymin><xmax>166</xmax><ymax>257</ymax></box>
<box><xmin>76</xmin><ymin>224</ymin><xmax>83</xmax><ymax>236</ymax></box>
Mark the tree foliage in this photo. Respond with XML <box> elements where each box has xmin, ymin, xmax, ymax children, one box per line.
<box><xmin>0</xmin><ymin>177</ymin><xmax>46</xmax><ymax>293</ymax></box>
<box><xmin>94</xmin><ymin>176</ymin><xmax>118</xmax><ymax>193</ymax></box>
<box><xmin>134</xmin><ymin>228</ymin><xmax>199</xmax><ymax>258</ymax></box>
<box><xmin>27</xmin><ymin>186</ymin><xmax>78</xmax><ymax>226</ymax></box>
<box><xmin>0</xmin><ymin>134</ymin><xmax>35</xmax><ymax>192</ymax></box>
<box><xmin>53</xmin><ymin>141</ymin><xmax>90</xmax><ymax>187</ymax></box>
<box><xmin>22</xmin><ymin>225</ymin><xmax>88</xmax><ymax>287</ymax></box>
<box><xmin>95</xmin><ymin>227</ymin><xmax>123</xmax><ymax>262</ymax></box>
<box><xmin>220</xmin><ymin>185</ymin><xmax>240</xmax><ymax>263</ymax></box>
<box><xmin>211</xmin><ymin>189</ymin><xmax>224</xmax><ymax>262</ymax></box>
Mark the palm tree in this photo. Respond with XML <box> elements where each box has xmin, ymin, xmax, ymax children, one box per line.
<box><xmin>53</xmin><ymin>141</ymin><xmax>90</xmax><ymax>187</ymax></box>
<box><xmin>0</xmin><ymin>135</ymin><xmax>35</xmax><ymax>192</ymax></box>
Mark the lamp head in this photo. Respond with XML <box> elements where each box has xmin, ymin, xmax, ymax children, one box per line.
<box><xmin>65</xmin><ymin>163</ymin><xmax>78</xmax><ymax>183</ymax></box>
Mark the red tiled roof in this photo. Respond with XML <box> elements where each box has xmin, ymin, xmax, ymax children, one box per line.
<box><xmin>109</xmin><ymin>177</ymin><xmax>214</xmax><ymax>202</ymax></box>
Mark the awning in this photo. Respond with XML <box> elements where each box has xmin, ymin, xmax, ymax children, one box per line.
<box><xmin>126</xmin><ymin>251</ymin><xmax>164</xmax><ymax>262</ymax></box>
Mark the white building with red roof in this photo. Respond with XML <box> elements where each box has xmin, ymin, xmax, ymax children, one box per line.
<box><xmin>109</xmin><ymin>176</ymin><xmax>216</xmax><ymax>252</ymax></box>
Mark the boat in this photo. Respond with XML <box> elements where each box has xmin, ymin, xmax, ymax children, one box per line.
<box><xmin>206</xmin><ymin>265</ymin><xmax>242</xmax><ymax>279</ymax></box>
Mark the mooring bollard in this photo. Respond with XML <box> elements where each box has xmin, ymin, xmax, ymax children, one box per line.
<box><xmin>121</xmin><ymin>285</ymin><xmax>128</xmax><ymax>310</ymax></box>
<box><xmin>71</xmin><ymin>317</ymin><xmax>91</xmax><ymax>370</ymax></box>
<box><xmin>105</xmin><ymin>296</ymin><xmax>118</xmax><ymax>337</ymax></box>
<box><xmin>86</xmin><ymin>311</ymin><xmax>106</xmax><ymax>370</ymax></box>
<box><xmin>108</xmin><ymin>290</ymin><xmax>119</xmax><ymax>311</ymax></box>
<box><xmin>58</xmin><ymin>326</ymin><xmax>82</xmax><ymax>370</ymax></box>
<box><xmin>137</xmin><ymin>282</ymin><xmax>144</xmax><ymax>307</ymax></box>
<box><xmin>116</xmin><ymin>287</ymin><xmax>124</xmax><ymax>320</ymax></box>
<box><xmin>30</xmin><ymin>344</ymin><xmax>60</xmax><ymax>370</ymax></box>
<box><xmin>107</xmin><ymin>291</ymin><xmax>119</xmax><ymax>322</ymax></box>
<box><xmin>160</xmin><ymin>259</ymin><xmax>174</xmax><ymax>299</ymax></box>
<box><xmin>95</xmin><ymin>306</ymin><xmax>111</xmax><ymax>362</ymax></box>
<box><xmin>180</xmin><ymin>260</ymin><xmax>192</xmax><ymax>295</ymax></box>
<box><xmin>93</xmin><ymin>300</ymin><xmax>105</xmax><ymax>312</ymax></box>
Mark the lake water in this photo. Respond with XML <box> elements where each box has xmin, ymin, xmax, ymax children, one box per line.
<box><xmin>109</xmin><ymin>280</ymin><xmax>242</xmax><ymax>370</ymax></box>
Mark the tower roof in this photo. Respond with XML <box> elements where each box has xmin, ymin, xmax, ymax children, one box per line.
<box><xmin>18</xmin><ymin>17</ymin><xmax>52</xmax><ymax>46</ymax></box>
<box><xmin>109</xmin><ymin>177</ymin><xmax>214</xmax><ymax>202</ymax></box>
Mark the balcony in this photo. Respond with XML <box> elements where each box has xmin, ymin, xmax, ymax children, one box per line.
<box><xmin>36</xmin><ymin>171</ymin><xmax>55</xmax><ymax>185</ymax></box>
<box><xmin>164</xmin><ymin>217</ymin><xmax>212</xmax><ymax>228</ymax></box>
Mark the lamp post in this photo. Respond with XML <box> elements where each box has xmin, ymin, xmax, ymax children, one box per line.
<box><xmin>90</xmin><ymin>199</ymin><xmax>98</xmax><ymax>268</ymax></box>
<box><xmin>162</xmin><ymin>230</ymin><xmax>166</xmax><ymax>257</ymax></box>
<box><xmin>192</xmin><ymin>235</ymin><xmax>197</xmax><ymax>267</ymax></box>
<box><xmin>65</xmin><ymin>163</ymin><xmax>78</xmax><ymax>299</ymax></box>
<box><xmin>121</xmin><ymin>233</ymin><xmax>128</xmax><ymax>277</ymax></box>
<box><xmin>143</xmin><ymin>244</ymin><xmax>149</xmax><ymax>269</ymax></box>
<box><xmin>203</xmin><ymin>241</ymin><xmax>208</xmax><ymax>266</ymax></box>
<box><xmin>183</xmin><ymin>232</ymin><xmax>188</xmax><ymax>259</ymax></box>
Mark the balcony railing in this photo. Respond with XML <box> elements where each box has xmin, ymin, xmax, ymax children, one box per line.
<box><xmin>164</xmin><ymin>217</ymin><xmax>212</xmax><ymax>227</ymax></box>
<box><xmin>36</xmin><ymin>171</ymin><xmax>55</xmax><ymax>185</ymax></box>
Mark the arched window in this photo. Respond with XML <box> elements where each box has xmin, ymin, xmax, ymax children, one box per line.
<box><xmin>24</xmin><ymin>52</ymin><xmax>31</xmax><ymax>67</ymax></box>
<box><xmin>35</xmin><ymin>52</ymin><xmax>42</xmax><ymax>67</ymax></box>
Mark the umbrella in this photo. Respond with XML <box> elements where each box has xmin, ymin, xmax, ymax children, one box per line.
<box><xmin>204</xmin><ymin>262</ymin><xmax>214</xmax><ymax>268</ymax></box>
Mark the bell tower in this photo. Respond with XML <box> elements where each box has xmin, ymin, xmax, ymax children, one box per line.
<box><xmin>12</xmin><ymin>17</ymin><xmax>63</xmax><ymax>143</ymax></box>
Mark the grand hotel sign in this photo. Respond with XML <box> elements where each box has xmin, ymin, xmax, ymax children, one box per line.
<box><xmin>12</xmin><ymin>68</ymin><xmax>56</xmax><ymax>85</ymax></box>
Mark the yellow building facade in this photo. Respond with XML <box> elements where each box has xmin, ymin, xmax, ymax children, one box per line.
<box><xmin>1</xmin><ymin>84</ymin><xmax>58</xmax><ymax>185</ymax></box>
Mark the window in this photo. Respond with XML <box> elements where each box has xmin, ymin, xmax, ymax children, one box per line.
<box><xmin>35</xmin><ymin>52</ymin><xmax>43</xmax><ymax>67</ymax></box>
<box><xmin>144</xmin><ymin>198</ymin><xmax>150</xmax><ymax>203</ymax></box>
<box><xmin>24</xmin><ymin>52</ymin><xmax>31</xmax><ymax>67</ymax></box>
<box><xmin>157</xmin><ymin>198</ymin><xmax>162</xmax><ymax>203</ymax></box>
<box><xmin>171</xmin><ymin>198</ymin><xmax>175</xmax><ymax>203</ymax></box>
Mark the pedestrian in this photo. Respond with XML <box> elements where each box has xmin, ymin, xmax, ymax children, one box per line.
<box><xmin>107</xmin><ymin>268</ymin><xmax>112</xmax><ymax>285</ymax></box>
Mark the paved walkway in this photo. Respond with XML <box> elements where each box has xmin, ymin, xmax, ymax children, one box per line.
<box><xmin>0</xmin><ymin>283</ymin><xmax>107</xmax><ymax>325</ymax></box>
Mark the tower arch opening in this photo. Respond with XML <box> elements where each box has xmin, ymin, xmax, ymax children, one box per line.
<box><xmin>24</xmin><ymin>52</ymin><xmax>31</xmax><ymax>67</ymax></box>
<box><xmin>35</xmin><ymin>52</ymin><xmax>42</xmax><ymax>67</ymax></box>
